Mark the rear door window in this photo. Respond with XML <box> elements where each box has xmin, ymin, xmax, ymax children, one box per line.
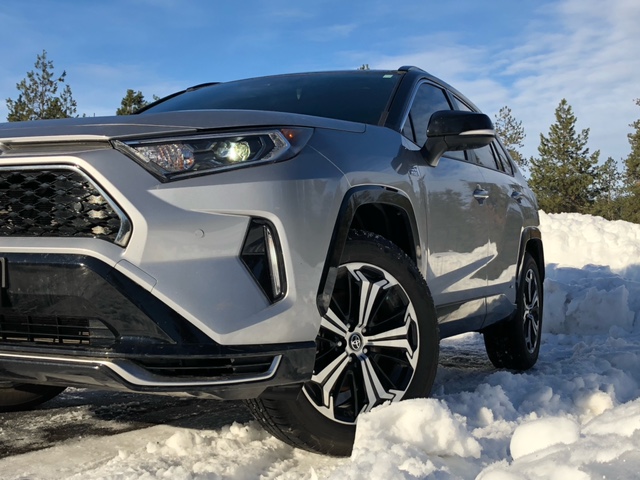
<box><xmin>472</xmin><ymin>144</ymin><xmax>500</xmax><ymax>170</ymax></box>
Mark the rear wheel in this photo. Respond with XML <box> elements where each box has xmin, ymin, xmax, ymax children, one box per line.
<box><xmin>483</xmin><ymin>251</ymin><xmax>543</xmax><ymax>370</ymax></box>
<box><xmin>0</xmin><ymin>383</ymin><xmax>66</xmax><ymax>412</ymax></box>
<box><xmin>247</xmin><ymin>230</ymin><xmax>439</xmax><ymax>455</ymax></box>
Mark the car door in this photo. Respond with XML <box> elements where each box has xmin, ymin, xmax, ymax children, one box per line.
<box><xmin>402</xmin><ymin>82</ymin><xmax>490</xmax><ymax>334</ymax></box>
<box><xmin>468</xmin><ymin>141</ymin><xmax>526</xmax><ymax>325</ymax></box>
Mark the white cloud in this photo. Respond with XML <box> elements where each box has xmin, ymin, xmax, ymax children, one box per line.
<box><xmin>501</xmin><ymin>0</ymin><xmax>640</xmax><ymax>160</ymax></box>
<box><xmin>366</xmin><ymin>0</ymin><xmax>640</xmax><ymax>163</ymax></box>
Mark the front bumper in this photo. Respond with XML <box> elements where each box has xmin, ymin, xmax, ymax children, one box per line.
<box><xmin>0</xmin><ymin>139</ymin><xmax>349</xmax><ymax>398</ymax></box>
<box><xmin>0</xmin><ymin>346</ymin><xmax>314</xmax><ymax>400</ymax></box>
<box><xmin>0</xmin><ymin>252</ymin><xmax>315</xmax><ymax>399</ymax></box>
<box><xmin>0</xmin><ymin>343</ymin><xmax>315</xmax><ymax>400</ymax></box>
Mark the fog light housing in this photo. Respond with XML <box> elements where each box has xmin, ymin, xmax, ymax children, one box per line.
<box><xmin>241</xmin><ymin>219</ymin><xmax>286</xmax><ymax>303</ymax></box>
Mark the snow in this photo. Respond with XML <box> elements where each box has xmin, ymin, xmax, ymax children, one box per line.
<box><xmin>509</xmin><ymin>417</ymin><xmax>580</xmax><ymax>460</ymax></box>
<box><xmin>3</xmin><ymin>211</ymin><xmax>640</xmax><ymax>478</ymax></box>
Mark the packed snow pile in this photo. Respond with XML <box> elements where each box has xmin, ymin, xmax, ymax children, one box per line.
<box><xmin>540</xmin><ymin>211</ymin><xmax>640</xmax><ymax>335</ymax></box>
<box><xmin>2</xmin><ymin>211</ymin><xmax>640</xmax><ymax>479</ymax></box>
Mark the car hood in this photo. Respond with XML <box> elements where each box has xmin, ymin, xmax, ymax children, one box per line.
<box><xmin>0</xmin><ymin>109</ymin><xmax>365</xmax><ymax>143</ymax></box>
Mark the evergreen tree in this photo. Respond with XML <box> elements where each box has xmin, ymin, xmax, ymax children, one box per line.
<box><xmin>494</xmin><ymin>106</ymin><xmax>527</xmax><ymax>169</ymax></box>
<box><xmin>529</xmin><ymin>99</ymin><xmax>600</xmax><ymax>214</ymax></box>
<box><xmin>6</xmin><ymin>50</ymin><xmax>77</xmax><ymax>121</ymax></box>
<box><xmin>592</xmin><ymin>156</ymin><xmax>622</xmax><ymax>220</ymax></box>
<box><xmin>621</xmin><ymin>99</ymin><xmax>640</xmax><ymax>223</ymax></box>
<box><xmin>116</xmin><ymin>89</ymin><xmax>147</xmax><ymax>115</ymax></box>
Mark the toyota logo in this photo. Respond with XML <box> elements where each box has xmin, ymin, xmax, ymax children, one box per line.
<box><xmin>349</xmin><ymin>333</ymin><xmax>363</xmax><ymax>351</ymax></box>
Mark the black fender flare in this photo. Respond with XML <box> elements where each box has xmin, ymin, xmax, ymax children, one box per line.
<box><xmin>316</xmin><ymin>185</ymin><xmax>421</xmax><ymax>316</ymax></box>
<box><xmin>516</xmin><ymin>226</ymin><xmax>545</xmax><ymax>286</ymax></box>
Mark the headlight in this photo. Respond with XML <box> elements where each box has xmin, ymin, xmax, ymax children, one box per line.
<box><xmin>114</xmin><ymin>128</ymin><xmax>313</xmax><ymax>181</ymax></box>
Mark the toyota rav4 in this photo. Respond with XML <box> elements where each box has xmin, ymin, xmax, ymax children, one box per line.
<box><xmin>0</xmin><ymin>66</ymin><xmax>543</xmax><ymax>455</ymax></box>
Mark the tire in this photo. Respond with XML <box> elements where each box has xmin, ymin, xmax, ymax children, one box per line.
<box><xmin>246</xmin><ymin>230</ymin><xmax>439</xmax><ymax>456</ymax></box>
<box><xmin>483</xmin><ymin>252</ymin><xmax>543</xmax><ymax>371</ymax></box>
<box><xmin>0</xmin><ymin>383</ymin><xmax>66</xmax><ymax>412</ymax></box>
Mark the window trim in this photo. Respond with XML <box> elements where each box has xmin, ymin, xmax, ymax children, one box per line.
<box><xmin>493</xmin><ymin>139</ymin><xmax>516</xmax><ymax>177</ymax></box>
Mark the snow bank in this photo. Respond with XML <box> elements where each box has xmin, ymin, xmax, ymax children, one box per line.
<box><xmin>328</xmin><ymin>399</ymin><xmax>481</xmax><ymax>479</ymax></box>
<box><xmin>540</xmin><ymin>211</ymin><xmax>640</xmax><ymax>335</ymax></box>
<box><xmin>540</xmin><ymin>211</ymin><xmax>640</xmax><ymax>272</ymax></box>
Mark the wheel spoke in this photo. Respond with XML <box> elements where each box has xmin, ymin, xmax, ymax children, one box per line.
<box><xmin>528</xmin><ymin>321</ymin><xmax>536</xmax><ymax>350</ymax></box>
<box><xmin>353</xmin><ymin>269</ymin><xmax>389</xmax><ymax>330</ymax></box>
<box><xmin>364</xmin><ymin>311</ymin><xmax>415</xmax><ymax>357</ymax></box>
<box><xmin>311</xmin><ymin>351</ymin><xmax>350</xmax><ymax>408</ymax></box>
<box><xmin>527</xmin><ymin>289</ymin><xmax>539</xmax><ymax>311</ymax></box>
<box><xmin>522</xmin><ymin>267</ymin><xmax>540</xmax><ymax>353</ymax></box>
<box><xmin>359</xmin><ymin>354</ymin><xmax>395</xmax><ymax>412</ymax></box>
<box><xmin>524</xmin><ymin>268</ymin><xmax>538</xmax><ymax>308</ymax></box>
<box><xmin>322</xmin><ymin>308</ymin><xmax>349</xmax><ymax>337</ymax></box>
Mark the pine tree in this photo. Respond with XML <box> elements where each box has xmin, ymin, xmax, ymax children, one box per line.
<box><xmin>6</xmin><ymin>50</ymin><xmax>77</xmax><ymax>121</ymax></box>
<box><xmin>621</xmin><ymin>99</ymin><xmax>640</xmax><ymax>223</ymax></box>
<box><xmin>592</xmin><ymin>156</ymin><xmax>622</xmax><ymax>220</ymax></box>
<box><xmin>494</xmin><ymin>106</ymin><xmax>527</xmax><ymax>169</ymax></box>
<box><xmin>116</xmin><ymin>89</ymin><xmax>147</xmax><ymax>115</ymax></box>
<box><xmin>528</xmin><ymin>99</ymin><xmax>600</xmax><ymax>214</ymax></box>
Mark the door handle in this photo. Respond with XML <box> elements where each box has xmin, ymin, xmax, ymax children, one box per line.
<box><xmin>473</xmin><ymin>187</ymin><xmax>490</xmax><ymax>201</ymax></box>
<box><xmin>511</xmin><ymin>190</ymin><xmax>524</xmax><ymax>203</ymax></box>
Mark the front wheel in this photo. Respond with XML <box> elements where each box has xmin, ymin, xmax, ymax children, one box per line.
<box><xmin>247</xmin><ymin>230</ymin><xmax>439</xmax><ymax>456</ymax></box>
<box><xmin>483</xmin><ymin>251</ymin><xmax>543</xmax><ymax>370</ymax></box>
<box><xmin>0</xmin><ymin>383</ymin><xmax>66</xmax><ymax>412</ymax></box>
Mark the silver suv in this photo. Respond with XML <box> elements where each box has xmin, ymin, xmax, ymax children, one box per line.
<box><xmin>0</xmin><ymin>67</ymin><xmax>543</xmax><ymax>455</ymax></box>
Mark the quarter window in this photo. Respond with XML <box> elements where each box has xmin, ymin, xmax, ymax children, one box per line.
<box><xmin>451</xmin><ymin>96</ymin><xmax>473</xmax><ymax>112</ymax></box>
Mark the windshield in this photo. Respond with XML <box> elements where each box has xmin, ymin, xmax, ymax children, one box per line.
<box><xmin>142</xmin><ymin>71</ymin><xmax>402</xmax><ymax>125</ymax></box>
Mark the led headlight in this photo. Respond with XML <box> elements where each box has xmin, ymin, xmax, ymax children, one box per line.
<box><xmin>115</xmin><ymin>128</ymin><xmax>312</xmax><ymax>181</ymax></box>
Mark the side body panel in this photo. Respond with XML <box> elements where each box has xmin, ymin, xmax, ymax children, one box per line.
<box><xmin>421</xmin><ymin>155</ymin><xmax>489</xmax><ymax>331</ymax></box>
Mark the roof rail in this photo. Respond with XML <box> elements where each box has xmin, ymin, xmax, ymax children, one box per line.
<box><xmin>186</xmin><ymin>82</ymin><xmax>220</xmax><ymax>92</ymax></box>
<box><xmin>398</xmin><ymin>66</ymin><xmax>426</xmax><ymax>73</ymax></box>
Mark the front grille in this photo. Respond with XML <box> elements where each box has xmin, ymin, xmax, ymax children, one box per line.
<box><xmin>0</xmin><ymin>315</ymin><xmax>117</xmax><ymax>347</ymax></box>
<box><xmin>0</xmin><ymin>167</ymin><xmax>130</xmax><ymax>245</ymax></box>
<box><xmin>133</xmin><ymin>356</ymin><xmax>276</xmax><ymax>379</ymax></box>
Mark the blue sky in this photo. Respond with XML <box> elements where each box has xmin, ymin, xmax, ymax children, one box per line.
<box><xmin>1</xmin><ymin>0</ymin><xmax>638</xmax><ymax>163</ymax></box>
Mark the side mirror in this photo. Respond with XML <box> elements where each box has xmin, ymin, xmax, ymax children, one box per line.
<box><xmin>421</xmin><ymin>110</ymin><xmax>495</xmax><ymax>166</ymax></box>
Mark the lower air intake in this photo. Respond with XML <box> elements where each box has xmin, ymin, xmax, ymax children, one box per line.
<box><xmin>0</xmin><ymin>315</ymin><xmax>117</xmax><ymax>347</ymax></box>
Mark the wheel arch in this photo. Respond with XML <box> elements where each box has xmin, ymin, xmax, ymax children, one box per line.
<box><xmin>517</xmin><ymin>227</ymin><xmax>545</xmax><ymax>286</ymax></box>
<box><xmin>316</xmin><ymin>185</ymin><xmax>421</xmax><ymax>316</ymax></box>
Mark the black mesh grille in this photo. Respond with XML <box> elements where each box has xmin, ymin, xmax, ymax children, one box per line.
<box><xmin>0</xmin><ymin>168</ymin><xmax>123</xmax><ymax>243</ymax></box>
<box><xmin>0</xmin><ymin>315</ymin><xmax>117</xmax><ymax>347</ymax></box>
<box><xmin>134</xmin><ymin>356</ymin><xmax>275</xmax><ymax>378</ymax></box>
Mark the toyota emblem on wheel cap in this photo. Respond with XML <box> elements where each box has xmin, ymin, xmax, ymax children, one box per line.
<box><xmin>349</xmin><ymin>333</ymin><xmax>363</xmax><ymax>351</ymax></box>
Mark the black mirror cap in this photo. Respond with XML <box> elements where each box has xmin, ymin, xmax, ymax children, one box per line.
<box><xmin>421</xmin><ymin>110</ymin><xmax>495</xmax><ymax>166</ymax></box>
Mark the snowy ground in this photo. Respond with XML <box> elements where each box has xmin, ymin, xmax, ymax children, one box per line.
<box><xmin>2</xmin><ymin>211</ymin><xmax>640</xmax><ymax>479</ymax></box>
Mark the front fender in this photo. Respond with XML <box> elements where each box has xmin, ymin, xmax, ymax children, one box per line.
<box><xmin>315</xmin><ymin>185</ymin><xmax>421</xmax><ymax>316</ymax></box>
